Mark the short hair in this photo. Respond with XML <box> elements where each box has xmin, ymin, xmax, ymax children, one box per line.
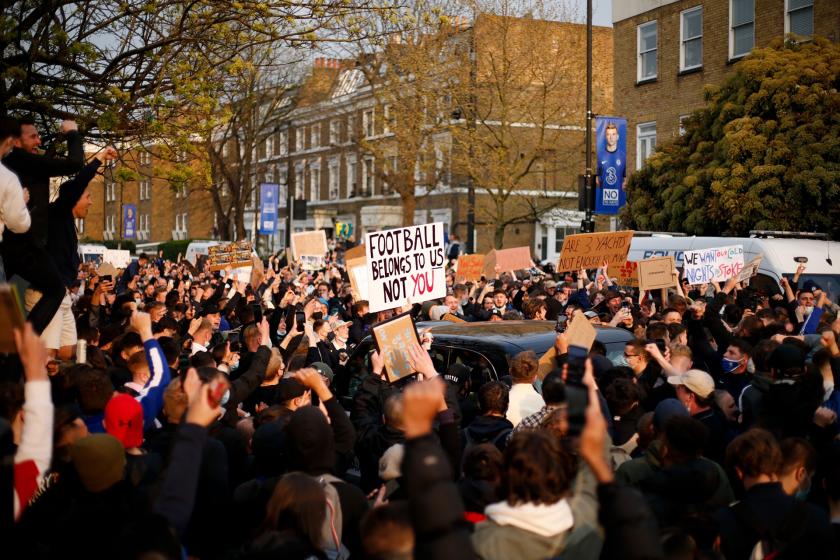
<box><xmin>478</xmin><ymin>381</ymin><xmax>509</xmax><ymax>415</ymax></box>
<box><xmin>76</xmin><ymin>369</ymin><xmax>115</xmax><ymax>414</ymax></box>
<box><xmin>157</xmin><ymin>336</ymin><xmax>180</xmax><ymax>366</ymax></box>
<box><xmin>211</xmin><ymin>343</ymin><xmax>228</xmax><ymax>365</ymax></box>
<box><xmin>127</xmin><ymin>350</ymin><xmax>149</xmax><ymax>375</ymax></box>
<box><xmin>190</xmin><ymin>351</ymin><xmax>216</xmax><ymax>369</ymax></box>
<box><xmin>645</xmin><ymin>322</ymin><xmax>669</xmax><ymax>342</ymax></box>
<box><xmin>605</xmin><ymin>122</ymin><xmax>618</xmax><ymax>131</ymax></box>
<box><xmin>604</xmin><ymin>378</ymin><xmax>644</xmax><ymax>416</ymax></box>
<box><xmin>725</xmin><ymin>428</ymin><xmax>782</xmax><ymax>478</ymax></box>
<box><xmin>541</xmin><ymin>371</ymin><xmax>566</xmax><ymax>405</ymax></box>
<box><xmin>138</xmin><ymin>253</ymin><xmax>150</xmax><ymax>262</ymax></box>
<box><xmin>360</xmin><ymin>502</ymin><xmax>414</xmax><ymax>560</ymax></box>
<box><xmin>667</xmin><ymin>323</ymin><xmax>687</xmax><ymax>340</ymax></box>
<box><xmin>663</xmin><ymin>417</ymin><xmax>709</xmax><ymax>462</ymax></box>
<box><xmin>502</xmin><ymin>431</ymin><xmax>577</xmax><ymax>506</ymax></box>
<box><xmin>509</xmin><ymin>351</ymin><xmax>538</xmax><ymax>382</ymax></box>
<box><xmin>492</xmin><ymin>289</ymin><xmax>507</xmax><ymax>298</ymax></box>
<box><xmin>384</xmin><ymin>394</ymin><xmax>404</xmax><ymax>429</ymax></box>
<box><xmin>669</xmin><ymin>344</ymin><xmax>693</xmax><ymax>360</ymax></box>
<box><xmin>0</xmin><ymin>117</ymin><xmax>21</xmax><ymax>141</ymax></box>
<box><xmin>778</xmin><ymin>437</ymin><xmax>817</xmax><ymax>476</ymax></box>
<box><xmin>163</xmin><ymin>378</ymin><xmax>188</xmax><ymax>422</ymax></box>
<box><xmin>266</xmin><ymin>348</ymin><xmax>284</xmax><ymax>381</ymax></box>
<box><xmin>153</xmin><ymin>316</ymin><xmax>179</xmax><ymax>335</ymax></box>
<box><xmin>461</xmin><ymin>443</ymin><xmax>504</xmax><ymax>482</ymax></box>
<box><xmin>752</xmin><ymin>339</ymin><xmax>780</xmax><ymax>373</ymax></box>
<box><xmin>728</xmin><ymin>338</ymin><xmax>753</xmax><ymax>357</ymax></box>
<box><xmin>353</xmin><ymin>300</ymin><xmax>369</xmax><ymax>314</ymax></box>
<box><xmin>625</xmin><ymin>339</ymin><xmax>650</xmax><ymax>361</ymax></box>
<box><xmin>243</xmin><ymin>324</ymin><xmax>260</xmax><ymax>344</ymax></box>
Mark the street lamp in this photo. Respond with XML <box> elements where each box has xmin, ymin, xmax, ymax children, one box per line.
<box><xmin>582</xmin><ymin>0</ymin><xmax>596</xmax><ymax>233</ymax></box>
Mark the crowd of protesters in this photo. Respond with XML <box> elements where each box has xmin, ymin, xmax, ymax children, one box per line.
<box><xmin>1</xmin><ymin>116</ymin><xmax>840</xmax><ymax>559</ymax></box>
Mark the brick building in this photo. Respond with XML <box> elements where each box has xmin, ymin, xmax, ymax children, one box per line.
<box><xmin>234</xmin><ymin>13</ymin><xmax>613</xmax><ymax>263</ymax></box>
<box><xmin>613</xmin><ymin>0</ymin><xmax>839</xmax><ymax>173</ymax></box>
<box><xmin>81</xmin><ymin>145</ymin><xmax>215</xmax><ymax>246</ymax></box>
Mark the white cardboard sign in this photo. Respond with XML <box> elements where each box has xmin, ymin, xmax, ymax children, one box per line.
<box><xmin>682</xmin><ymin>245</ymin><xmax>744</xmax><ymax>284</ymax></box>
<box><xmin>365</xmin><ymin>223</ymin><xmax>446</xmax><ymax>313</ymax></box>
<box><xmin>103</xmin><ymin>249</ymin><xmax>131</xmax><ymax>269</ymax></box>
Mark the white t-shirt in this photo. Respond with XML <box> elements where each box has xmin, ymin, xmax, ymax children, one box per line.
<box><xmin>0</xmin><ymin>161</ymin><xmax>30</xmax><ymax>241</ymax></box>
<box><xmin>507</xmin><ymin>383</ymin><xmax>546</xmax><ymax>427</ymax></box>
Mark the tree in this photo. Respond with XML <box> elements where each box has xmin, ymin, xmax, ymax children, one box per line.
<box><xmin>347</xmin><ymin>0</ymin><xmax>464</xmax><ymax>227</ymax></box>
<box><xmin>624</xmin><ymin>38</ymin><xmax>840</xmax><ymax>237</ymax></box>
<box><xmin>449</xmin><ymin>0</ymin><xmax>594</xmax><ymax>248</ymax></box>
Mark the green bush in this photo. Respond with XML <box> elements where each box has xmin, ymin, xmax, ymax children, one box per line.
<box><xmin>157</xmin><ymin>239</ymin><xmax>193</xmax><ymax>261</ymax></box>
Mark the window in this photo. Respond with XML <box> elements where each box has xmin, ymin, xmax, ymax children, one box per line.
<box><xmin>295</xmin><ymin>167</ymin><xmax>305</xmax><ymax>199</ymax></box>
<box><xmin>637</xmin><ymin>21</ymin><xmax>657</xmax><ymax>82</ymax></box>
<box><xmin>265</xmin><ymin>136</ymin><xmax>274</xmax><ymax>158</ymax></box>
<box><xmin>554</xmin><ymin>226</ymin><xmax>581</xmax><ymax>254</ymax></box>
<box><xmin>383</xmin><ymin>155</ymin><xmax>397</xmax><ymax>194</ymax></box>
<box><xmin>363</xmin><ymin>157</ymin><xmax>374</xmax><ymax>195</ymax></box>
<box><xmin>786</xmin><ymin>0</ymin><xmax>813</xmax><ymax>37</ymax></box>
<box><xmin>637</xmin><ymin>122</ymin><xmax>657</xmax><ymax>170</ymax></box>
<box><xmin>328</xmin><ymin>160</ymin><xmax>340</xmax><ymax>199</ymax></box>
<box><xmin>347</xmin><ymin>158</ymin><xmax>357</xmax><ymax>197</ymax></box>
<box><xmin>680</xmin><ymin>7</ymin><xmax>703</xmax><ymax>71</ymax></box>
<box><xmin>181</xmin><ymin>213</ymin><xmax>188</xmax><ymax>233</ymax></box>
<box><xmin>139</xmin><ymin>151</ymin><xmax>151</xmax><ymax>166</ymax></box>
<box><xmin>258</xmin><ymin>138</ymin><xmax>267</xmax><ymax>160</ymax></box>
<box><xmin>347</xmin><ymin>115</ymin><xmax>356</xmax><ymax>141</ymax></box>
<box><xmin>311</xmin><ymin>123</ymin><xmax>320</xmax><ymax>148</ymax></box>
<box><xmin>277</xmin><ymin>130</ymin><xmax>287</xmax><ymax>155</ymax></box>
<box><xmin>139</xmin><ymin>178</ymin><xmax>151</xmax><ymax>200</ymax></box>
<box><xmin>310</xmin><ymin>166</ymin><xmax>320</xmax><ymax>201</ymax></box>
<box><xmin>678</xmin><ymin>115</ymin><xmax>689</xmax><ymax>136</ymax></box>
<box><xmin>329</xmin><ymin>120</ymin><xmax>340</xmax><ymax>145</ymax></box>
<box><xmin>295</xmin><ymin>129</ymin><xmax>304</xmax><ymax>152</ymax></box>
<box><xmin>730</xmin><ymin>0</ymin><xmax>754</xmax><ymax>59</ymax></box>
<box><xmin>363</xmin><ymin>109</ymin><xmax>374</xmax><ymax>138</ymax></box>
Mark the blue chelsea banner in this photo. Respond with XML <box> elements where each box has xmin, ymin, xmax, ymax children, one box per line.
<box><xmin>123</xmin><ymin>204</ymin><xmax>136</xmax><ymax>239</ymax></box>
<box><xmin>594</xmin><ymin>116</ymin><xmax>628</xmax><ymax>215</ymax></box>
<box><xmin>259</xmin><ymin>183</ymin><xmax>279</xmax><ymax>235</ymax></box>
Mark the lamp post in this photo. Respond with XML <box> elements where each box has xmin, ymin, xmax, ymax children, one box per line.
<box><xmin>582</xmin><ymin>0</ymin><xmax>596</xmax><ymax>233</ymax></box>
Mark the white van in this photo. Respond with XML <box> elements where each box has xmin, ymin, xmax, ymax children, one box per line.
<box><xmin>78</xmin><ymin>244</ymin><xmax>107</xmax><ymax>265</ymax></box>
<box><xmin>185</xmin><ymin>240</ymin><xmax>223</xmax><ymax>265</ymax></box>
<box><xmin>627</xmin><ymin>232</ymin><xmax>840</xmax><ymax>302</ymax></box>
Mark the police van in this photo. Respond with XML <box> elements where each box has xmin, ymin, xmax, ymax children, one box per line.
<box><xmin>627</xmin><ymin>231</ymin><xmax>840</xmax><ymax>302</ymax></box>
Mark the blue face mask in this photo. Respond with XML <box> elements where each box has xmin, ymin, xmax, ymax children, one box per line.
<box><xmin>219</xmin><ymin>389</ymin><xmax>230</xmax><ymax>407</ymax></box>
<box><xmin>721</xmin><ymin>358</ymin><xmax>743</xmax><ymax>374</ymax></box>
<box><xmin>794</xmin><ymin>477</ymin><xmax>811</xmax><ymax>501</ymax></box>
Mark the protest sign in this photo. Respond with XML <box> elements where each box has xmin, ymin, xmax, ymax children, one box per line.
<box><xmin>300</xmin><ymin>255</ymin><xmax>326</xmax><ymax>271</ymax></box>
<box><xmin>483</xmin><ymin>247</ymin><xmax>532</xmax><ymax>278</ymax></box>
<box><xmin>565</xmin><ymin>312</ymin><xmax>597</xmax><ymax>351</ymax></box>
<box><xmin>638</xmin><ymin>256</ymin><xmax>677</xmax><ymax>292</ymax></box>
<box><xmin>608</xmin><ymin>260</ymin><xmax>639</xmax><ymax>287</ymax></box>
<box><xmin>345</xmin><ymin>244</ymin><xmax>369</xmax><ymax>300</ymax></box>
<box><xmin>455</xmin><ymin>254</ymin><xmax>485</xmax><ymax>283</ymax></box>
<box><xmin>0</xmin><ymin>284</ymin><xmax>24</xmax><ymax>353</ymax></box>
<box><xmin>682</xmin><ymin>245</ymin><xmax>744</xmax><ymax>284</ymax></box>
<box><xmin>249</xmin><ymin>255</ymin><xmax>265</xmax><ymax>289</ymax></box>
<box><xmin>442</xmin><ymin>313</ymin><xmax>466</xmax><ymax>323</ymax></box>
<box><xmin>537</xmin><ymin>347</ymin><xmax>557</xmax><ymax>380</ymax></box>
<box><xmin>103</xmin><ymin>249</ymin><xmax>131</xmax><ymax>269</ymax></box>
<box><xmin>208</xmin><ymin>240</ymin><xmax>253</xmax><ymax>272</ymax></box>
<box><xmin>97</xmin><ymin>262</ymin><xmax>118</xmax><ymax>280</ymax></box>
<box><xmin>738</xmin><ymin>255</ymin><xmax>763</xmax><ymax>283</ymax></box>
<box><xmin>557</xmin><ymin>231</ymin><xmax>634</xmax><ymax>272</ymax></box>
<box><xmin>372</xmin><ymin>313</ymin><xmax>422</xmax><ymax>382</ymax></box>
<box><xmin>291</xmin><ymin>230</ymin><xmax>328</xmax><ymax>260</ymax></box>
<box><xmin>364</xmin><ymin>223</ymin><xmax>446</xmax><ymax>313</ymax></box>
<box><xmin>335</xmin><ymin>222</ymin><xmax>353</xmax><ymax>239</ymax></box>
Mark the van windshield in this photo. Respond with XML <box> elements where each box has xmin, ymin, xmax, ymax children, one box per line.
<box><xmin>787</xmin><ymin>274</ymin><xmax>840</xmax><ymax>305</ymax></box>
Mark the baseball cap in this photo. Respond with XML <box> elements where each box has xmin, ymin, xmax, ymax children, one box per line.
<box><xmin>544</xmin><ymin>280</ymin><xmax>558</xmax><ymax>289</ymax></box>
<box><xmin>802</xmin><ymin>279</ymin><xmax>822</xmax><ymax>293</ymax></box>
<box><xmin>767</xmin><ymin>344</ymin><xmax>805</xmax><ymax>374</ymax></box>
<box><xmin>276</xmin><ymin>378</ymin><xmax>307</xmax><ymax>404</ymax></box>
<box><xmin>332</xmin><ymin>320</ymin><xmax>352</xmax><ymax>329</ymax></box>
<box><xmin>104</xmin><ymin>394</ymin><xmax>144</xmax><ymax>449</ymax></box>
<box><xmin>667</xmin><ymin>369</ymin><xmax>715</xmax><ymax>398</ymax></box>
<box><xmin>583</xmin><ymin>310</ymin><xmax>599</xmax><ymax>319</ymax></box>
<box><xmin>310</xmin><ymin>362</ymin><xmax>335</xmax><ymax>384</ymax></box>
<box><xmin>444</xmin><ymin>363</ymin><xmax>471</xmax><ymax>386</ymax></box>
<box><xmin>653</xmin><ymin>398</ymin><xmax>690</xmax><ymax>432</ymax></box>
<box><xmin>71</xmin><ymin>434</ymin><xmax>126</xmax><ymax>493</ymax></box>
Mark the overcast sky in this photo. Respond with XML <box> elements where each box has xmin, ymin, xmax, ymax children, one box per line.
<box><xmin>580</xmin><ymin>0</ymin><xmax>613</xmax><ymax>27</ymax></box>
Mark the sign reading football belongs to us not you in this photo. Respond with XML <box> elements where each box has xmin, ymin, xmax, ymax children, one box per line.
<box><xmin>365</xmin><ymin>223</ymin><xmax>446</xmax><ymax>313</ymax></box>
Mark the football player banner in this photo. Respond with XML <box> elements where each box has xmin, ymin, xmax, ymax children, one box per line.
<box><xmin>594</xmin><ymin>116</ymin><xmax>628</xmax><ymax>215</ymax></box>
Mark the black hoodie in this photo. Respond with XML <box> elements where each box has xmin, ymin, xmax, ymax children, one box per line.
<box><xmin>462</xmin><ymin>415</ymin><xmax>513</xmax><ymax>451</ymax></box>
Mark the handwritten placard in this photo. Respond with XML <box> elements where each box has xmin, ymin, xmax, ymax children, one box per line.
<box><xmin>608</xmin><ymin>260</ymin><xmax>639</xmax><ymax>287</ymax></box>
<box><xmin>737</xmin><ymin>255</ymin><xmax>762</xmax><ymax>283</ymax></box>
<box><xmin>455</xmin><ymin>254</ymin><xmax>485</xmax><ymax>283</ymax></box>
<box><xmin>682</xmin><ymin>245</ymin><xmax>744</xmax><ymax>284</ymax></box>
<box><xmin>365</xmin><ymin>223</ymin><xmax>446</xmax><ymax>313</ymax></box>
<box><xmin>638</xmin><ymin>256</ymin><xmax>677</xmax><ymax>292</ymax></box>
<box><xmin>483</xmin><ymin>247</ymin><xmax>532</xmax><ymax>278</ymax></box>
<box><xmin>372</xmin><ymin>313</ymin><xmax>421</xmax><ymax>383</ymax></box>
<box><xmin>208</xmin><ymin>240</ymin><xmax>253</xmax><ymax>272</ymax></box>
<box><xmin>565</xmin><ymin>312</ymin><xmax>597</xmax><ymax>351</ymax></box>
<box><xmin>299</xmin><ymin>255</ymin><xmax>325</xmax><ymax>271</ymax></box>
<box><xmin>345</xmin><ymin>244</ymin><xmax>369</xmax><ymax>300</ymax></box>
<box><xmin>103</xmin><ymin>249</ymin><xmax>131</xmax><ymax>269</ymax></box>
<box><xmin>291</xmin><ymin>230</ymin><xmax>328</xmax><ymax>260</ymax></box>
<box><xmin>557</xmin><ymin>231</ymin><xmax>634</xmax><ymax>272</ymax></box>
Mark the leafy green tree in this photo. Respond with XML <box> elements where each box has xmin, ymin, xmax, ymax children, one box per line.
<box><xmin>624</xmin><ymin>38</ymin><xmax>840</xmax><ymax>237</ymax></box>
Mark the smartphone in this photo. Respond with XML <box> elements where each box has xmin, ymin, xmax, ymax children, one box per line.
<box><xmin>207</xmin><ymin>376</ymin><xmax>229</xmax><ymax>408</ymax></box>
<box><xmin>565</xmin><ymin>345</ymin><xmax>589</xmax><ymax>436</ymax></box>
<box><xmin>295</xmin><ymin>310</ymin><xmax>306</xmax><ymax>328</ymax></box>
<box><xmin>555</xmin><ymin>314</ymin><xmax>568</xmax><ymax>333</ymax></box>
<box><xmin>101</xmin><ymin>275</ymin><xmax>113</xmax><ymax>283</ymax></box>
<box><xmin>654</xmin><ymin>339</ymin><xmax>667</xmax><ymax>354</ymax></box>
<box><xmin>621</xmin><ymin>301</ymin><xmax>631</xmax><ymax>309</ymax></box>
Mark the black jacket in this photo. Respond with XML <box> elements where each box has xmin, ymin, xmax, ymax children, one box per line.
<box><xmin>3</xmin><ymin>131</ymin><xmax>84</xmax><ymax>247</ymax></box>
<box><xmin>597</xmin><ymin>482</ymin><xmax>664</xmax><ymax>560</ymax></box>
<box><xmin>47</xmin><ymin>159</ymin><xmax>101</xmax><ymax>287</ymax></box>
<box><xmin>461</xmin><ymin>415</ymin><xmax>513</xmax><ymax>451</ymax></box>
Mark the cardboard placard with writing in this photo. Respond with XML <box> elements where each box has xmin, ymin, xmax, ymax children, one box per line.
<box><xmin>208</xmin><ymin>240</ymin><xmax>253</xmax><ymax>271</ymax></box>
<box><xmin>482</xmin><ymin>247</ymin><xmax>531</xmax><ymax>279</ymax></box>
<box><xmin>565</xmin><ymin>312</ymin><xmax>597</xmax><ymax>351</ymax></box>
<box><xmin>682</xmin><ymin>245</ymin><xmax>745</xmax><ymax>284</ymax></box>
<box><xmin>300</xmin><ymin>255</ymin><xmax>326</xmax><ymax>271</ymax></box>
<box><xmin>291</xmin><ymin>230</ymin><xmax>328</xmax><ymax>260</ymax></box>
<box><xmin>637</xmin><ymin>256</ymin><xmax>677</xmax><ymax>292</ymax></box>
<box><xmin>537</xmin><ymin>347</ymin><xmax>557</xmax><ymax>380</ymax></box>
<box><xmin>345</xmin><ymin>244</ymin><xmax>368</xmax><ymax>300</ymax></box>
<box><xmin>557</xmin><ymin>230</ymin><xmax>634</xmax><ymax>272</ymax></box>
<box><xmin>455</xmin><ymin>254</ymin><xmax>485</xmax><ymax>283</ymax></box>
<box><xmin>250</xmin><ymin>256</ymin><xmax>265</xmax><ymax>289</ymax></box>
<box><xmin>608</xmin><ymin>260</ymin><xmax>639</xmax><ymax>287</ymax></box>
<box><xmin>103</xmin><ymin>249</ymin><xmax>131</xmax><ymax>269</ymax></box>
<box><xmin>344</xmin><ymin>244</ymin><xmax>366</xmax><ymax>263</ymax></box>
<box><xmin>0</xmin><ymin>284</ymin><xmax>25</xmax><ymax>353</ymax></box>
<box><xmin>364</xmin><ymin>223</ymin><xmax>446</xmax><ymax>313</ymax></box>
<box><xmin>442</xmin><ymin>313</ymin><xmax>466</xmax><ymax>323</ymax></box>
<box><xmin>98</xmin><ymin>262</ymin><xmax>118</xmax><ymax>280</ymax></box>
<box><xmin>738</xmin><ymin>255</ymin><xmax>763</xmax><ymax>283</ymax></box>
<box><xmin>371</xmin><ymin>312</ymin><xmax>422</xmax><ymax>383</ymax></box>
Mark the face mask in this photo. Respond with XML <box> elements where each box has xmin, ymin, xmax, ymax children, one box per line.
<box><xmin>721</xmin><ymin>358</ymin><xmax>743</xmax><ymax>374</ymax></box>
<box><xmin>614</xmin><ymin>355</ymin><xmax>630</xmax><ymax>368</ymax></box>
<box><xmin>802</xmin><ymin>305</ymin><xmax>814</xmax><ymax>316</ymax></box>
<box><xmin>219</xmin><ymin>389</ymin><xmax>230</xmax><ymax>407</ymax></box>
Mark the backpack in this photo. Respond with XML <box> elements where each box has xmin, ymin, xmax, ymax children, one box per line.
<box><xmin>315</xmin><ymin>473</ymin><xmax>351</xmax><ymax>560</ymax></box>
<box><xmin>463</xmin><ymin>426</ymin><xmax>512</xmax><ymax>452</ymax></box>
<box><xmin>731</xmin><ymin>499</ymin><xmax>809</xmax><ymax>560</ymax></box>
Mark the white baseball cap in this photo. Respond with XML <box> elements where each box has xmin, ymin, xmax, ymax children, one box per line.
<box><xmin>667</xmin><ymin>369</ymin><xmax>715</xmax><ymax>398</ymax></box>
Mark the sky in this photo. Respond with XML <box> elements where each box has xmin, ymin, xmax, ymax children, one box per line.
<box><xmin>579</xmin><ymin>0</ymin><xmax>613</xmax><ymax>27</ymax></box>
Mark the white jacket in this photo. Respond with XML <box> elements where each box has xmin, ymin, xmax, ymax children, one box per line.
<box><xmin>0</xmin><ymin>161</ymin><xmax>30</xmax><ymax>241</ymax></box>
<box><xmin>506</xmin><ymin>382</ymin><xmax>545</xmax><ymax>427</ymax></box>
